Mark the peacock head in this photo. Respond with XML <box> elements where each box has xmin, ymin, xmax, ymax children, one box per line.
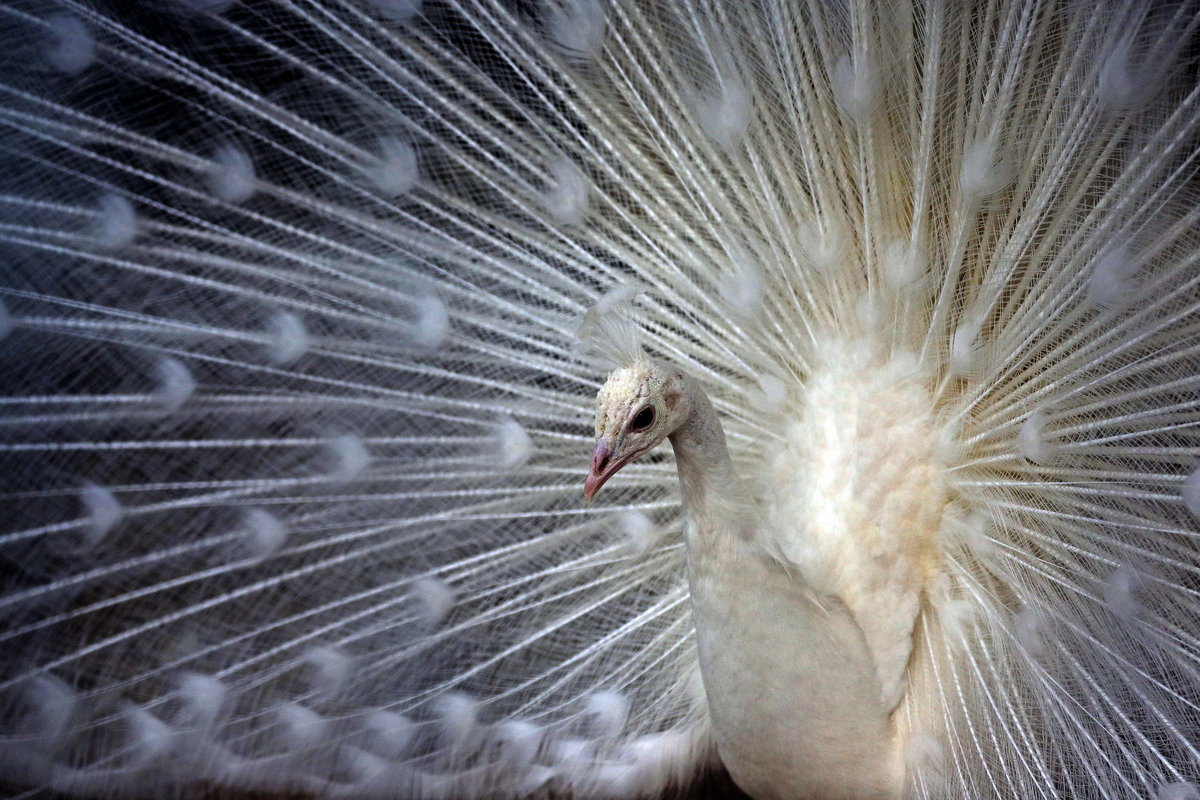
<box><xmin>584</xmin><ymin>359</ymin><xmax>689</xmax><ymax>500</ymax></box>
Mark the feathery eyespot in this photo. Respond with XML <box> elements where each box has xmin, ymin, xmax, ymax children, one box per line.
<box><xmin>404</xmin><ymin>292</ymin><xmax>449</xmax><ymax>351</ymax></box>
<box><xmin>949</xmin><ymin>313</ymin><xmax>985</xmax><ymax>376</ymax></box>
<box><xmin>410</xmin><ymin>576</ymin><xmax>456</xmax><ymax>629</ymax></box>
<box><xmin>1098</xmin><ymin>33</ymin><xmax>1152</xmax><ymax>112</ymax></box>
<box><xmin>833</xmin><ymin>50</ymin><xmax>881</xmax><ymax>124</ymax></box>
<box><xmin>881</xmin><ymin>239</ymin><xmax>926</xmax><ymax>289</ymax></box>
<box><xmin>496</xmin><ymin>416</ymin><xmax>533</xmax><ymax>469</ymax></box>
<box><xmin>274</xmin><ymin>702</ymin><xmax>328</xmax><ymax>751</ymax></box>
<box><xmin>548</xmin><ymin>0</ymin><xmax>607</xmax><ymax>60</ymax></box>
<box><xmin>205</xmin><ymin>145</ymin><xmax>256</xmax><ymax>204</ymax></box>
<box><xmin>1158</xmin><ymin>783</ymin><xmax>1200</xmax><ymax>800</ymax></box>
<box><xmin>1</xmin><ymin>2</ymin><xmax>1198</xmax><ymax>798</ymax></box>
<box><xmin>614</xmin><ymin>509</ymin><xmax>662</xmax><ymax>558</ymax></box>
<box><xmin>718</xmin><ymin>245</ymin><xmax>763</xmax><ymax>320</ymax></box>
<box><xmin>121</xmin><ymin>705</ymin><xmax>172</xmax><ymax>771</ymax></box>
<box><xmin>1014</xmin><ymin>606</ymin><xmax>1049</xmax><ymax>660</ymax></box>
<box><xmin>364</xmin><ymin>138</ymin><xmax>418</xmax><ymax>196</ymax></box>
<box><xmin>797</xmin><ymin>217</ymin><xmax>847</xmax><ymax>274</ymax></box>
<box><xmin>23</xmin><ymin>675</ymin><xmax>77</xmax><ymax>749</ymax></box>
<box><xmin>79</xmin><ymin>482</ymin><xmax>122</xmax><ymax>547</ymax></box>
<box><xmin>45</xmin><ymin>14</ymin><xmax>94</xmax><ymax>76</ymax></box>
<box><xmin>584</xmin><ymin>690</ymin><xmax>629</xmax><ymax>742</ymax></box>
<box><xmin>361</xmin><ymin>710</ymin><xmax>416</xmax><ymax>760</ymax></box>
<box><xmin>239</xmin><ymin>507</ymin><xmax>288</xmax><ymax>562</ymax></box>
<box><xmin>1017</xmin><ymin>408</ymin><xmax>1055</xmax><ymax>466</ymax></box>
<box><xmin>91</xmin><ymin>195</ymin><xmax>138</xmax><ymax>249</ymax></box>
<box><xmin>153</xmin><ymin>357</ymin><xmax>195</xmax><ymax>414</ymax></box>
<box><xmin>303</xmin><ymin>645</ymin><xmax>355</xmax><ymax>698</ymax></box>
<box><xmin>546</xmin><ymin>157</ymin><xmax>590</xmax><ymax>226</ymax></box>
<box><xmin>433</xmin><ymin>693</ymin><xmax>482</xmax><ymax>760</ymax></box>
<box><xmin>958</xmin><ymin>138</ymin><xmax>1013</xmax><ymax>203</ymax></box>
<box><xmin>1087</xmin><ymin>246</ymin><xmax>1140</xmax><ymax>308</ymax></box>
<box><xmin>264</xmin><ymin>310</ymin><xmax>308</xmax><ymax>365</ymax></box>
<box><xmin>175</xmin><ymin>673</ymin><xmax>228</xmax><ymax>731</ymax></box>
<box><xmin>324</xmin><ymin>433</ymin><xmax>370</xmax><ymax>481</ymax></box>
<box><xmin>1103</xmin><ymin>564</ymin><xmax>1143</xmax><ymax>623</ymax></box>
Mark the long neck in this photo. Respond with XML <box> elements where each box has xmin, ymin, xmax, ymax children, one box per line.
<box><xmin>665</xmin><ymin>375</ymin><xmax>903</xmax><ymax>800</ymax></box>
<box><xmin>667</xmin><ymin>377</ymin><xmax>760</xmax><ymax>554</ymax></box>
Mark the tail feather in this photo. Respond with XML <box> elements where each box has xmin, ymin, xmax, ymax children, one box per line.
<box><xmin>1</xmin><ymin>0</ymin><xmax>1199</xmax><ymax>798</ymax></box>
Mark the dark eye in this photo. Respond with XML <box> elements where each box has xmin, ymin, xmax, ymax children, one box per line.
<box><xmin>630</xmin><ymin>406</ymin><xmax>655</xmax><ymax>432</ymax></box>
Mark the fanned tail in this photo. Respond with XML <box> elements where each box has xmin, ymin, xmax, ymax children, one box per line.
<box><xmin>1</xmin><ymin>1</ymin><xmax>1198</xmax><ymax>799</ymax></box>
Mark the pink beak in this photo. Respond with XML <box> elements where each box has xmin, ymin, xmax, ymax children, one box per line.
<box><xmin>583</xmin><ymin>442</ymin><xmax>628</xmax><ymax>501</ymax></box>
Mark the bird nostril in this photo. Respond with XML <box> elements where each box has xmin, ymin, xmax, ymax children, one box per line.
<box><xmin>591</xmin><ymin>446</ymin><xmax>612</xmax><ymax>473</ymax></box>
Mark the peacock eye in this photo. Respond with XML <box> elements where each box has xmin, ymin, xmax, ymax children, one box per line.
<box><xmin>630</xmin><ymin>406</ymin><xmax>655</xmax><ymax>432</ymax></box>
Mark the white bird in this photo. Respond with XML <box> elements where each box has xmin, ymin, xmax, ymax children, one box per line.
<box><xmin>586</xmin><ymin>353</ymin><xmax>907</xmax><ymax>800</ymax></box>
<box><xmin>0</xmin><ymin>0</ymin><xmax>1198</xmax><ymax>799</ymax></box>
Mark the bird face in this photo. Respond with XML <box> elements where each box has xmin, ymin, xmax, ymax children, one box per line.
<box><xmin>585</xmin><ymin>362</ymin><xmax>686</xmax><ymax>500</ymax></box>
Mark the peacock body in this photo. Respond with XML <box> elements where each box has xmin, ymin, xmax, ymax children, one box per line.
<box><xmin>1</xmin><ymin>0</ymin><xmax>1199</xmax><ymax>798</ymax></box>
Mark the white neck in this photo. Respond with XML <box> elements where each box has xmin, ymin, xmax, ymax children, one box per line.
<box><xmin>667</xmin><ymin>376</ymin><xmax>902</xmax><ymax>800</ymax></box>
<box><xmin>668</xmin><ymin>382</ymin><xmax>755</xmax><ymax>545</ymax></box>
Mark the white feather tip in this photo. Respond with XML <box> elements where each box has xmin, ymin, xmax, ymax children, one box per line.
<box><xmin>1098</xmin><ymin>35</ymin><xmax>1150</xmax><ymax>112</ymax></box>
<box><xmin>79</xmin><ymin>482</ymin><xmax>122</xmax><ymax>547</ymax></box>
<box><xmin>205</xmin><ymin>145</ymin><xmax>256</xmax><ymax>204</ymax></box>
<box><xmin>325</xmin><ymin>433</ymin><xmax>371</xmax><ymax>481</ymax></box>
<box><xmin>92</xmin><ymin>194</ymin><xmax>138</xmax><ymax>249</ymax></box>
<box><xmin>265</xmin><ymin>310</ymin><xmax>308</xmax><ymax>365</ymax></box>
<box><xmin>615</xmin><ymin>509</ymin><xmax>661</xmax><ymax>558</ymax></box>
<box><xmin>717</xmin><ymin>250</ymin><xmax>763</xmax><ymax>319</ymax></box>
<box><xmin>122</xmin><ymin>704</ymin><xmax>173</xmax><ymax>770</ymax></box>
<box><xmin>175</xmin><ymin>673</ymin><xmax>228</xmax><ymax>729</ymax></box>
<box><xmin>583</xmin><ymin>690</ymin><xmax>628</xmax><ymax>740</ymax></box>
<box><xmin>46</xmin><ymin>15</ymin><xmax>95</xmax><ymax>76</ymax></box>
<box><xmin>433</xmin><ymin>693</ymin><xmax>481</xmax><ymax>757</ymax></box>
<box><xmin>25</xmin><ymin>675</ymin><xmax>77</xmax><ymax>747</ymax></box>
<box><xmin>548</xmin><ymin>0</ymin><xmax>607</xmax><ymax>59</ymax></box>
<box><xmin>695</xmin><ymin>73</ymin><xmax>751</xmax><ymax>150</ymax></box>
<box><xmin>408</xmin><ymin>293</ymin><xmax>449</xmax><ymax>351</ymax></box>
<box><xmin>411</xmin><ymin>576</ymin><xmax>456</xmax><ymax>629</ymax></box>
<box><xmin>240</xmin><ymin>507</ymin><xmax>287</xmax><ymax>562</ymax></box>
<box><xmin>365</xmin><ymin>138</ymin><xmax>418</xmax><ymax>196</ymax></box>
<box><xmin>303</xmin><ymin>645</ymin><xmax>355</xmax><ymax>697</ymax></box>
<box><xmin>546</xmin><ymin>157</ymin><xmax>590</xmax><ymax>226</ymax></box>
<box><xmin>274</xmin><ymin>702</ymin><xmax>328</xmax><ymax>751</ymax></box>
<box><xmin>833</xmin><ymin>52</ymin><xmax>880</xmax><ymax>124</ymax></box>
<box><xmin>1103</xmin><ymin>563</ymin><xmax>1143</xmax><ymax>622</ymax></box>
<box><xmin>1017</xmin><ymin>408</ymin><xmax>1055</xmax><ymax>465</ymax></box>
<box><xmin>496</xmin><ymin>416</ymin><xmax>533</xmax><ymax>469</ymax></box>
<box><xmin>153</xmin><ymin>357</ymin><xmax>196</xmax><ymax>413</ymax></box>
<box><xmin>362</xmin><ymin>710</ymin><xmax>415</xmax><ymax>760</ymax></box>
<box><xmin>1087</xmin><ymin>246</ymin><xmax>1139</xmax><ymax>308</ymax></box>
<box><xmin>959</xmin><ymin>139</ymin><xmax>1013</xmax><ymax>202</ymax></box>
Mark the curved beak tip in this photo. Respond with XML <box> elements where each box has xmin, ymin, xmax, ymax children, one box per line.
<box><xmin>582</xmin><ymin>476</ymin><xmax>600</xmax><ymax>502</ymax></box>
<box><xmin>584</xmin><ymin>443</ymin><xmax>615</xmax><ymax>501</ymax></box>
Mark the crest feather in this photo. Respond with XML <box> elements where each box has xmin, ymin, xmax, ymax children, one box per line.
<box><xmin>576</xmin><ymin>286</ymin><xmax>648</xmax><ymax>369</ymax></box>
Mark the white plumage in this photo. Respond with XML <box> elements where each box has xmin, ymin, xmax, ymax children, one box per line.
<box><xmin>0</xmin><ymin>1</ymin><xmax>1198</xmax><ymax>799</ymax></box>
